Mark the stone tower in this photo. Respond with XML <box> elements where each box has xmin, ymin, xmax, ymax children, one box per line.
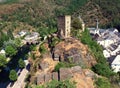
<box><xmin>57</xmin><ymin>15</ymin><xmax>71</xmax><ymax>38</ymax></box>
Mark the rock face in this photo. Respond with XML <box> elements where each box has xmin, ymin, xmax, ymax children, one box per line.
<box><xmin>40</xmin><ymin>61</ymin><xmax>49</xmax><ymax>70</ymax></box>
<box><xmin>59</xmin><ymin>68</ymin><xmax>72</xmax><ymax>80</ymax></box>
<box><xmin>52</xmin><ymin>72</ymin><xmax>58</xmax><ymax>80</ymax></box>
<box><xmin>37</xmin><ymin>66</ymin><xmax>96</xmax><ymax>88</ymax></box>
<box><xmin>53</xmin><ymin>38</ymin><xmax>96</xmax><ymax>67</ymax></box>
<box><xmin>37</xmin><ymin>73</ymin><xmax>45</xmax><ymax>84</ymax></box>
<box><xmin>44</xmin><ymin>73</ymin><xmax>52</xmax><ymax>82</ymax></box>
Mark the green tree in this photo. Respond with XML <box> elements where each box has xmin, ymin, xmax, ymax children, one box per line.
<box><xmin>95</xmin><ymin>78</ymin><xmax>111</xmax><ymax>88</ymax></box>
<box><xmin>0</xmin><ymin>31</ymin><xmax>9</xmax><ymax>49</ymax></box>
<box><xmin>14</xmin><ymin>38</ymin><xmax>22</xmax><ymax>48</ymax></box>
<box><xmin>7</xmin><ymin>29</ymin><xmax>14</xmax><ymax>40</ymax></box>
<box><xmin>92</xmin><ymin>63</ymin><xmax>114</xmax><ymax>78</ymax></box>
<box><xmin>18</xmin><ymin>59</ymin><xmax>25</xmax><ymax>69</ymax></box>
<box><xmin>9</xmin><ymin>70</ymin><xmax>18</xmax><ymax>81</ymax></box>
<box><xmin>37</xmin><ymin>80</ymin><xmax>76</xmax><ymax>88</ymax></box>
<box><xmin>0</xmin><ymin>55</ymin><xmax>7</xmax><ymax>67</ymax></box>
<box><xmin>72</xmin><ymin>18</ymin><xmax>82</xmax><ymax>30</ymax></box>
<box><xmin>39</xmin><ymin>44</ymin><xmax>47</xmax><ymax>54</ymax></box>
<box><xmin>5</xmin><ymin>45</ymin><xmax>17</xmax><ymax>57</ymax></box>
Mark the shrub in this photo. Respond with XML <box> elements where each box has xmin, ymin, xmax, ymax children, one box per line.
<box><xmin>36</xmin><ymin>80</ymin><xmax>76</xmax><ymax>88</ymax></box>
<box><xmin>39</xmin><ymin>44</ymin><xmax>47</xmax><ymax>54</ymax></box>
<box><xmin>81</xmin><ymin>29</ymin><xmax>113</xmax><ymax>78</ymax></box>
<box><xmin>9</xmin><ymin>70</ymin><xmax>18</xmax><ymax>81</ymax></box>
<box><xmin>18</xmin><ymin>59</ymin><xmax>25</xmax><ymax>69</ymax></box>
<box><xmin>95</xmin><ymin>78</ymin><xmax>111</xmax><ymax>88</ymax></box>
<box><xmin>5</xmin><ymin>45</ymin><xmax>17</xmax><ymax>57</ymax></box>
<box><xmin>54</xmin><ymin>61</ymin><xmax>75</xmax><ymax>72</ymax></box>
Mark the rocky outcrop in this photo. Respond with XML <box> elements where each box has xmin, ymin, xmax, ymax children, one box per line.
<box><xmin>53</xmin><ymin>38</ymin><xmax>96</xmax><ymax>67</ymax></box>
<box><xmin>37</xmin><ymin>66</ymin><xmax>96</xmax><ymax>88</ymax></box>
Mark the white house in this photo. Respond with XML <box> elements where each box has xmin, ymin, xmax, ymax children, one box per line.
<box><xmin>103</xmin><ymin>50</ymin><xmax>110</xmax><ymax>58</ymax></box>
<box><xmin>111</xmin><ymin>55</ymin><xmax>120</xmax><ymax>73</ymax></box>
<box><xmin>0</xmin><ymin>49</ymin><xmax>5</xmax><ymax>55</ymax></box>
<box><xmin>24</xmin><ymin>32</ymin><xmax>40</xmax><ymax>44</ymax></box>
<box><xmin>97</xmin><ymin>39</ymin><xmax>115</xmax><ymax>48</ymax></box>
<box><xmin>19</xmin><ymin>31</ymin><xmax>27</xmax><ymax>37</ymax></box>
<box><xmin>109</xmin><ymin>45</ymin><xmax>120</xmax><ymax>56</ymax></box>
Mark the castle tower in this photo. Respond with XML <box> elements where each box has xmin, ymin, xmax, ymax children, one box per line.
<box><xmin>57</xmin><ymin>15</ymin><xmax>71</xmax><ymax>38</ymax></box>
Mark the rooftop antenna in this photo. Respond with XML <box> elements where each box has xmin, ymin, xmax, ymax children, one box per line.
<box><xmin>95</xmin><ymin>19</ymin><xmax>100</xmax><ymax>36</ymax></box>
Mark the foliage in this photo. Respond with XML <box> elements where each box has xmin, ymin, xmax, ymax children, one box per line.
<box><xmin>18</xmin><ymin>59</ymin><xmax>25</xmax><ymax>69</ymax></box>
<box><xmin>37</xmin><ymin>27</ymin><xmax>57</xmax><ymax>39</ymax></box>
<box><xmin>7</xmin><ymin>29</ymin><xmax>14</xmax><ymax>40</ymax></box>
<box><xmin>54</xmin><ymin>62</ymin><xmax>75</xmax><ymax>72</ymax></box>
<box><xmin>0</xmin><ymin>55</ymin><xmax>7</xmax><ymax>67</ymax></box>
<box><xmin>72</xmin><ymin>17</ymin><xmax>82</xmax><ymax>30</ymax></box>
<box><xmin>95</xmin><ymin>78</ymin><xmax>111</xmax><ymax>88</ymax></box>
<box><xmin>14</xmin><ymin>38</ymin><xmax>22</xmax><ymax>47</ymax></box>
<box><xmin>50</xmin><ymin>37</ymin><xmax>61</xmax><ymax>47</ymax></box>
<box><xmin>92</xmin><ymin>63</ymin><xmax>113</xmax><ymax>78</ymax></box>
<box><xmin>93</xmin><ymin>0</ymin><xmax>120</xmax><ymax>29</ymax></box>
<box><xmin>39</xmin><ymin>44</ymin><xmax>47</xmax><ymax>54</ymax></box>
<box><xmin>0</xmin><ymin>0</ymin><xmax>19</xmax><ymax>4</ymax></box>
<box><xmin>37</xmin><ymin>80</ymin><xmax>76</xmax><ymax>88</ymax></box>
<box><xmin>9</xmin><ymin>70</ymin><xmax>18</xmax><ymax>81</ymax></box>
<box><xmin>5</xmin><ymin>45</ymin><xmax>17</xmax><ymax>57</ymax></box>
<box><xmin>0</xmin><ymin>31</ymin><xmax>9</xmax><ymax>49</ymax></box>
<box><xmin>3</xmin><ymin>38</ymin><xmax>21</xmax><ymax>49</ymax></box>
<box><xmin>54</xmin><ymin>0</ymin><xmax>88</xmax><ymax>15</ymax></box>
<box><xmin>30</xmin><ymin>45</ymin><xmax>37</xmax><ymax>51</ymax></box>
<box><xmin>81</xmin><ymin>29</ymin><xmax>113</xmax><ymax>78</ymax></box>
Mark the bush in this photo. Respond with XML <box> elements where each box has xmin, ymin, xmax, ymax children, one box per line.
<box><xmin>54</xmin><ymin>62</ymin><xmax>75</xmax><ymax>72</ymax></box>
<box><xmin>18</xmin><ymin>59</ymin><xmax>25</xmax><ymax>69</ymax></box>
<box><xmin>36</xmin><ymin>80</ymin><xmax>76</xmax><ymax>88</ymax></box>
<box><xmin>92</xmin><ymin>63</ymin><xmax>114</xmax><ymax>78</ymax></box>
<box><xmin>39</xmin><ymin>44</ymin><xmax>47</xmax><ymax>54</ymax></box>
<box><xmin>72</xmin><ymin>18</ymin><xmax>82</xmax><ymax>30</ymax></box>
<box><xmin>9</xmin><ymin>70</ymin><xmax>18</xmax><ymax>81</ymax></box>
<box><xmin>5</xmin><ymin>45</ymin><xmax>17</xmax><ymax>57</ymax></box>
<box><xmin>81</xmin><ymin>29</ymin><xmax>113</xmax><ymax>78</ymax></box>
<box><xmin>54</xmin><ymin>62</ymin><xmax>66</xmax><ymax>72</ymax></box>
<box><xmin>0</xmin><ymin>55</ymin><xmax>7</xmax><ymax>67</ymax></box>
<box><xmin>95</xmin><ymin>78</ymin><xmax>111</xmax><ymax>88</ymax></box>
<box><xmin>50</xmin><ymin>37</ymin><xmax>61</xmax><ymax>47</ymax></box>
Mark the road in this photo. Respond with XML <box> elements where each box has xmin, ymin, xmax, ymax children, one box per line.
<box><xmin>7</xmin><ymin>60</ymin><xmax>29</xmax><ymax>88</ymax></box>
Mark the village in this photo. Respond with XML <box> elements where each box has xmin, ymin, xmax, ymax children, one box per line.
<box><xmin>0</xmin><ymin>15</ymin><xmax>120</xmax><ymax>88</ymax></box>
<box><xmin>89</xmin><ymin>20</ymin><xmax>120</xmax><ymax>73</ymax></box>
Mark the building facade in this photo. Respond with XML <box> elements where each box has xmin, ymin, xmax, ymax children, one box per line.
<box><xmin>57</xmin><ymin>15</ymin><xmax>71</xmax><ymax>38</ymax></box>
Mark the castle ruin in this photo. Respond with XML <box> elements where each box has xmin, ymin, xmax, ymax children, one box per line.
<box><xmin>57</xmin><ymin>15</ymin><xmax>71</xmax><ymax>38</ymax></box>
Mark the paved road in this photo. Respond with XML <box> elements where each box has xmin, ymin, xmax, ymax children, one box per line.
<box><xmin>7</xmin><ymin>69</ymin><xmax>28</xmax><ymax>88</ymax></box>
<box><xmin>7</xmin><ymin>60</ymin><xmax>29</xmax><ymax>88</ymax></box>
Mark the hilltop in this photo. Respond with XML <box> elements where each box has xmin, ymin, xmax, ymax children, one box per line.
<box><xmin>0</xmin><ymin>0</ymin><xmax>120</xmax><ymax>88</ymax></box>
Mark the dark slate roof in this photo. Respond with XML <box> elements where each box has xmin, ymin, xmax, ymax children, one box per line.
<box><xmin>107</xmin><ymin>56</ymin><xmax>116</xmax><ymax>64</ymax></box>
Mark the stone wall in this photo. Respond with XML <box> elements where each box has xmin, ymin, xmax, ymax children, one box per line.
<box><xmin>37</xmin><ymin>66</ymin><xmax>92</xmax><ymax>85</ymax></box>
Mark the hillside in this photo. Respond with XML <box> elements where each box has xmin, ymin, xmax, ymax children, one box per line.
<box><xmin>0</xmin><ymin>0</ymin><xmax>120</xmax><ymax>30</ymax></box>
<box><xmin>0</xmin><ymin>0</ymin><xmax>120</xmax><ymax>88</ymax></box>
<box><xmin>74</xmin><ymin>0</ymin><xmax>120</xmax><ymax>29</ymax></box>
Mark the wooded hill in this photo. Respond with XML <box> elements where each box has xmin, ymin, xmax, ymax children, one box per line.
<box><xmin>0</xmin><ymin>0</ymin><xmax>120</xmax><ymax>30</ymax></box>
